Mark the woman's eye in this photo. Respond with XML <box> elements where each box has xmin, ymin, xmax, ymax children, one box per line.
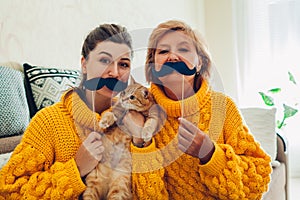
<box><xmin>119</xmin><ymin>62</ymin><xmax>130</xmax><ymax>68</ymax></box>
<box><xmin>100</xmin><ymin>58</ymin><xmax>111</xmax><ymax>64</ymax></box>
<box><xmin>178</xmin><ymin>48</ymin><xmax>189</xmax><ymax>52</ymax></box>
<box><xmin>158</xmin><ymin>49</ymin><xmax>169</xmax><ymax>54</ymax></box>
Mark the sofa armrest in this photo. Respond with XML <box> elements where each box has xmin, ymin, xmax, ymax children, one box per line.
<box><xmin>275</xmin><ymin>131</ymin><xmax>289</xmax><ymax>200</ymax></box>
<box><xmin>0</xmin><ymin>135</ymin><xmax>23</xmax><ymax>154</ymax></box>
<box><xmin>276</xmin><ymin>131</ymin><xmax>288</xmax><ymax>163</ymax></box>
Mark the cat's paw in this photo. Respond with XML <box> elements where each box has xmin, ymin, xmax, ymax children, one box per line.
<box><xmin>99</xmin><ymin>111</ymin><xmax>117</xmax><ymax>129</ymax></box>
<box><xmin>141</xmin><ymin>118</ymin><xmax>158</xmax><ymax>141</ymax></box>
<box><xmin>141</xmin><ymin>125</ymin><xmax>156</xmax><ymax>142</ymax></box>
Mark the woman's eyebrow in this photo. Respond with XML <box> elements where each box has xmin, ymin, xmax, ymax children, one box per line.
<box><xmin>177</xmin><ymin>41</ymin><xmax>191</xmax><ymax>46</ymax></box>
<box><xmin>98</xmin><ymin>51</ymin><xmax>113</xmax><ymax>57</ymax></box>
<box><xmin>120</xmin><ymin>57</ymin><xmax>131</xmax><ymax>61</ymax></box>
<box><xmin>156</xmin><ymin>44</ymin><xmax>170</xmax><ymax>48</ymax></box>
<box><xmin>157</xmin><ymin>41</ymin><xmax>191</xmax><ymax>48</ymax></box>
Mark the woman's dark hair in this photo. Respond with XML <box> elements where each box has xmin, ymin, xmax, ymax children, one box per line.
<box><xmin>81</xmin><ymin>24</ymin><xmax>132</xmax><ymax>60</ymax></box>
<box><xmin>75</xmin><ymin>24</ymin><xmax>132</xmax><ymax>95</ymax></box>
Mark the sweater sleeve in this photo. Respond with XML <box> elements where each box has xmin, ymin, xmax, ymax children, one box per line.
<box><xmin>0</xmin><ymin>108</ymin><xmax>86</xmax><ymax>199</ymax></box>
<box><xmin>198</xmin><ymin>97</ymin><xmax>272</xmax><ymax>200</ymax></box>
<box><xmin>130</xmin><ymin>139</ymin><xmax>169</xmax><ymax>200</ymax></box>
<box><xmin>0</xmin><ymin>143</ymin><xmax>86</xmax><ymax>199</ymax></box>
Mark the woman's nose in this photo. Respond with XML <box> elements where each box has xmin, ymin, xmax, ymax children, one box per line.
<box><xmin>167</xmin><ymin>52</ymin><xmax>179</xmax><ymax>62</ymax></box>
<box><xmin>107</xmin><ymin>62</ymin><xmax>119</xmax><ymax>77</ymax></box>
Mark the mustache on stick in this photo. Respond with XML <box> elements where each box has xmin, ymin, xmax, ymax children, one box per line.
<box><xmin>83</xmin><ymin>77</ymin><xmax>128</xmax><ymax>92</ymax></box>
<box><xmin>151</xmin><ymin>61</ymin><xmax>196</xmax><ymax>77</ymax></box>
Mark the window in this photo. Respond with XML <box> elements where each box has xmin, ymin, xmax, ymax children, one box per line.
<box><xmin>235</xmin><ymin>0</ymin><xmax>300</xmax><ymax>110</ymax></box>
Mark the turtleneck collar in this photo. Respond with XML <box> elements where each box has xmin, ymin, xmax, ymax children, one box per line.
<box><xmin>150</xmin><ymin>79</ymin><xmax>211</xmax><ymax>118</ymax></box>
<box><xmin>61</xmin><ymin>89</ymin><xmax>103</xmax><ymax>132</ymax></box>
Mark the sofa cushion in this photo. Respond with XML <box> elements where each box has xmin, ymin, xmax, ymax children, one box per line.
<box><xmin>0</xmin><ymin>66</ymin><xmax>30</xmax><ymax>137</ymax></box>
<box><xmin>240</xmin><ymin>108</ymin><xmax>277</xmax><ymax>163</ymax></box>
<box><xmin>23</xmin><ymin>63</ymin><xmax>81</xmax><ymax>118</ymax></box>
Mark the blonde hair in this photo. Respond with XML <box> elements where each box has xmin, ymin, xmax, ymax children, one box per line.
<box><xmin>145</xmin><ymin>20</ymin><xmax>211</xmax><ymax>83</ymax></box>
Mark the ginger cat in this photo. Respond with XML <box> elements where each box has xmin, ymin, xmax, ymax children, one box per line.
<box><xmin>82</xmin><ymin>80</ymin><xmax>166</xmax><ymax>200</ymax></box>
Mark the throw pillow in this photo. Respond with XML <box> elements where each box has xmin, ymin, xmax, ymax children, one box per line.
<box><xmin>0</xmin><ymin>66</ymin><xmax>30</xmax><ymax>137</ymax></box>
<box><xmin>240</xmin><ymin>107</ymin><xmax>277</xmax><ymax>162</ymax></box>
<box><xmin>23</xmin><ymin>63</ymin><xmax>81</xmax><ymax>118</ymax></box>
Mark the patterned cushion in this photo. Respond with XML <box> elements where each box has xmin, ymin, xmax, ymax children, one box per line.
<box><xmin>0</xmin><ymin>66</ymin><xmax>30</xmax><ymax>137</ymax></box>
<box><xmin>23</xmin><ymin>63</ymin><xmax>81</xmax><ymax>117</ymax></box>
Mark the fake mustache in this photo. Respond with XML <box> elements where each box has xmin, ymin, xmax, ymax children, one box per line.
<box><xmin>151</xmin><ymin>61</ymin><xmax>196</xmax><ymax>77</ymax></box>
<box><xmin>83</xmin><ymin>77</ymin><xmax>128</xmax><ymax>92</ymax></box>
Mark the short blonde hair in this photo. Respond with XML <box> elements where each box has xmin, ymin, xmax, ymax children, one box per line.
<box><xmin>145</xmin><ymin>20</ymin><xmax>211</xmax><ymax>83</ymax></box>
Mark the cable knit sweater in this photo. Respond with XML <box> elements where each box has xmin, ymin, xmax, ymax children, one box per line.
<box><xmin>0</xmin><ymin>80</ymin><xmax>272</xmax><ymax>200</ymax></box>
<box><xmin>130</xmin><ymin>80</ymin><xmax>272</xmax><ymax>200</ymax></box>
<box><xmin>0</xmin><ymin>89</ymin><xmax>104</xmax><ymax>199</ymax></box>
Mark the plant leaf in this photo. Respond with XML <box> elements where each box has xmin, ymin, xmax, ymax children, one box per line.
<box><xmin>288</xmin><ymin>71</ymin><xmax>297</xmax><ymax>84</ymax></box>
<box><xmin>283</xmin><ymin>104</ymin><xmax>298</xmax><ymax>119</ymax></box>
<box><xmin>277</xmin><ymin>119</ymin><xmax>286</xmax><ymax>129</ymax></box>
<box><xmin>268</xmin><ymin>88</ymin><xmax>281</xmax><ymax>93</ymax></box>
<box><xmin>259</xmin><ymin>92</ymin><xmax>274</xmax><ymax>106</ymax></box>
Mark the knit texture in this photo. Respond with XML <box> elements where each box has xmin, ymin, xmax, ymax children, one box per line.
<box><xmin>131</xmin><ymin>80</ymin><xmax>272</xmax><ymax>200</ymax></box>
<box><xmin>0</xmin><ymin>81</ymin><xmax>272</xmax><ymax>199</ymax></box>
<box><xmin>0</xmin><ymin>89</ymin><xmax>105</xmax><ymax>199</ymax></box>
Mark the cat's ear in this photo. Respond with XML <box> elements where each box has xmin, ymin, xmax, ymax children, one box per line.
<box><xmin>129</xmin><ymin>75</ymin><xmax>137</xmax><ymax>85</ymax></box>
<box><xmin>143</xmin><ymin>90</ymin><xmax>149</xmax><ymax>99</ymax></box>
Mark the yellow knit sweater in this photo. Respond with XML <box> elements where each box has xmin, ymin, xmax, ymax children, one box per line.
<box><xmin>0</xmin><ymin>90</ymin><xmax>103</xmax><ymax>199</ymax></box>
<box><xmin>0</xmin><ymin>80</ymin><xmax>272</xmax><ymax>200</ymax></box>
<box><xmin>130</xmin><ymin>80</ymin><xmax>272</xmax><ymax>200</ymax></box>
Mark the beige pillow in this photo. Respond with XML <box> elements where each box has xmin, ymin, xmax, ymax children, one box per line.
<box><xmin>0</xmin><ymin>61</ymin><xmax>23</xmax><ymax>72</ymax></box>
<box><xmin>240</xmin><ymin>108</ymin><xmax>277</xmax><ymax>162</ymax></box>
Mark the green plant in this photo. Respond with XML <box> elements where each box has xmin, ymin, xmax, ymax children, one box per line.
<box><xmin>259</xmin><ymin>71</ymin><xmax>298</xmax><ymax>129</ymax></box>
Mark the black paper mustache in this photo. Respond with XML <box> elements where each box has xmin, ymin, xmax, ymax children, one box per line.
<box><xmin>83</xmin><ymin>77</ymin><xmax>128</xmax><ymax>92</ymax></box>
<box><xmin>151</xmin><ymin>61</ymin><xmax>196</xmax><ymax>77</ymax></box>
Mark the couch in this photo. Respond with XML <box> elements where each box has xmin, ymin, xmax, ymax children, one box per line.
<box><xmin>0</xmin><ymin>62</ymin><xmax>289</xmax><ymax>199</ymax></box>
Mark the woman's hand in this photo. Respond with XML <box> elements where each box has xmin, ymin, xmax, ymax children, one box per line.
<box><xmin>75</xmin><ymin>132</ymin><xmax>104</xmax><ymax>177</ymax></box>
<box><xmin>122</xmin><ymin>110</ymin><xmax>149</xmax><ymax>147</ymax></box>
<box><xmin>178</xmin><ymin>118</ymin><xmax>215</xmax><ymax>164</ymax></box>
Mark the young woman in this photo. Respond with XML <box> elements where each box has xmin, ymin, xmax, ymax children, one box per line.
<box><xmin>125</xmin><ymin>20</ymin><xmax>272</xmax><ymax>199</ymax></box>
<box><xmin>0</xmin><ymin>23</ymin><xmax>133</xmax><ymax>199</ymax></box>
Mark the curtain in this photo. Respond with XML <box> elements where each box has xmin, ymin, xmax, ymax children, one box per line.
<box><xmin>233</xmin><ymin>0</ymin><xmax>300</xmax><ymax>177</ymax></box>
<box><xmin>234</xmin><ymin>0</ymin><xmax>300</xmax><ymax>108</ymax></box>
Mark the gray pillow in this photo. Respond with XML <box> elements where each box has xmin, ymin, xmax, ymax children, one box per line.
<box><xmin>0</xmin><ymin>66</ymin><xmax>30</xmax><ymax>137</ymax></box>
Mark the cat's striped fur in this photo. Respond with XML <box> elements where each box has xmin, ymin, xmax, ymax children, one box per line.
<box><xmin>83</xmin><ymin>82</ymin><xmax>166</xmax><ymax>200</ymax></box>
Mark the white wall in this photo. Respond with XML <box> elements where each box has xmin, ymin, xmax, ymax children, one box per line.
<box><xmin>0</xmin><ymin>0</ymin><xmax>240</xmax><ymax>100</ymax></box>
<box><xmin>0</xmin><ymin>0</ymin><xmax>204</xmax><ymax>70</ymax></box>
<box><xmin>203</xmin><ymin>0</ymin><xmax>238</xmax><ymax>102</ymax></box>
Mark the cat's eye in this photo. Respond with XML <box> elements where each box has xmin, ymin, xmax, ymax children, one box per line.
<box><xmin>130</xmin><ymin>95</ymin><xmax>135</xmax><ymax>100</ymax></box>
